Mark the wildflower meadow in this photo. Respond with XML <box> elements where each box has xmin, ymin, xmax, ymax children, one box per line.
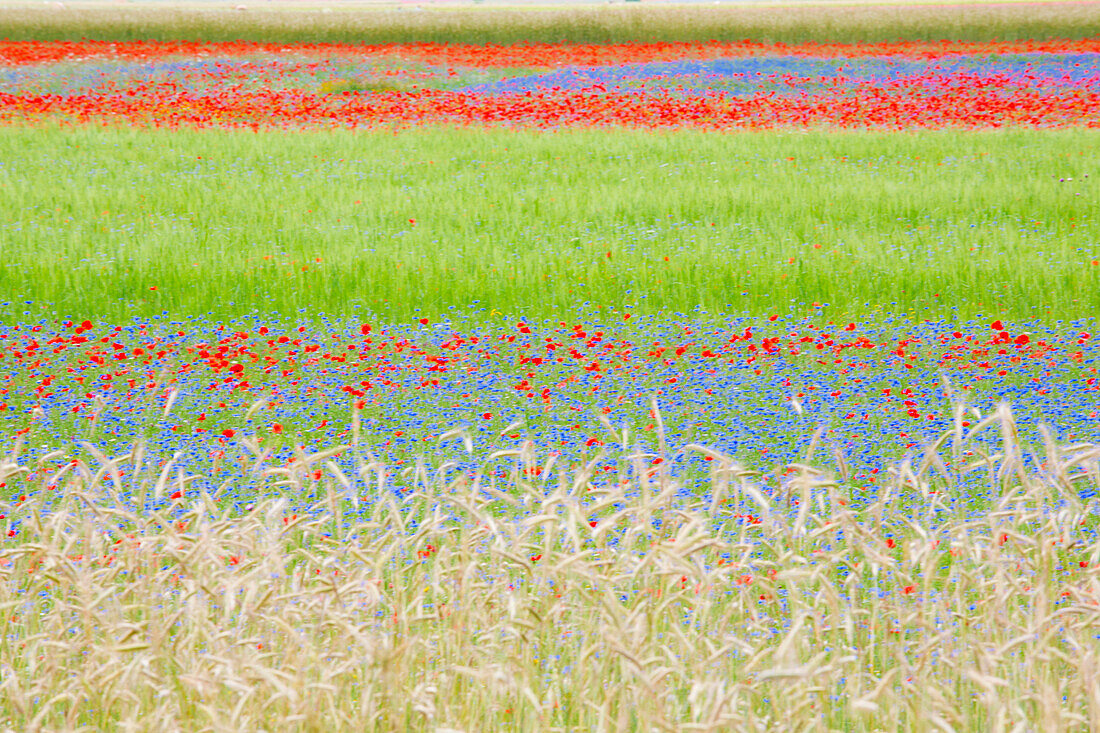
<box><xmin>1</xmin><ymin>3</ymin><xmax>1099</xmax><ymax>730</ymax></box>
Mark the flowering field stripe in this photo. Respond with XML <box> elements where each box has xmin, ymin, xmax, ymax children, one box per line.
<box><xmin>1</xmin><ymin>40</ymin><xmax>1099</xmax><ymax>131</ymax></box>
<box><xmin>0</xmin><ymin>312</ymin><xmax>1097</xmax><ymax>514</ymax></box>
<box><xmin>1</xmin><ymin>2</ymin><xmax>1099</xmax><ymax>46</ymax></box>
<box><xmin>0</xmin><ymin>125</ymin><xmax>1096</xmax><ymax>323</ymax></box>
<box><xmin>4</xmin><ymin>39</ymin><xmax>1100</xmax><ymax>69</ymax></box>
<box><xmin>3</xmin><ymin>81</ymin><xmax>1098</xmax><ymax>130</ymax></box>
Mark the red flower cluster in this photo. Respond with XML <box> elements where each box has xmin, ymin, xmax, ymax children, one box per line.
<box><xmin>0</xmin><ymin>79</ymin><xmax>1095</xmax><ymax>131</ymax></box>
<box><xmin>0</xmin><ymin>39</ymin><xmax>1097</xmax><ymax>130</ymax></box>
<box><xmin>2</xmin><ymin>38</ymin><xmax>1099</xmax><ymax>68</ymax></box>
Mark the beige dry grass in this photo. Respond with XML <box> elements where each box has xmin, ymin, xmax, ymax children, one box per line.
<box><xmin>0</xmin><ymin>402</ymin><xmax>1098</xmax><ymax>730</ymax></box>
<box><xmin>0</xmin><ymin>2</ymin><xmax>1098</xmax><ymax>44</ymax></box>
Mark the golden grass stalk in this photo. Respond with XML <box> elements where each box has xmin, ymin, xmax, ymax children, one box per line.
<box><xmin>1</xmin><ymin>3</ymin><xmax>1099</xmax><ymax>45</ymax></box>
<box><xmin>0</xmin><ymin>404</ymin><xmax>1098</xmax><ymax>730</ymax></box>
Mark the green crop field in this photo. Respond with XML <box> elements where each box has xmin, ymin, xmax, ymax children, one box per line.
<box><xmin>3</xmin><ymin>125</ymin><xmax>1098</xmax><ymax>323</ymax></box>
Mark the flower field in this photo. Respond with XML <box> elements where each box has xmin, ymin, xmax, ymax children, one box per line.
<box><xmin>2</xmin><ymin>38</ymin><xmax>1100</xmax><ymax>129</ymax></box>
<box><xmin>1</xmin><ymin>313</ymin><xmax>1100</xmax><ymax>519</ymax></box>
<box><xmin>1</xmin><ymin>5</ymin><xmax>1100</xmax><ymax>730</ymax></box>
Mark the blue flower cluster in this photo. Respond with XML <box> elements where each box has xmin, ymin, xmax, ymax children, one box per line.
<box><xmin>458</xmin><ymin>53</ymin><xmax>1100</xmax><ymax>97</ymax></box>
<box><xmin>1</xmin><ymin>313</ymin><xmax>1097</xmax><ymax>518</ymax></box>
